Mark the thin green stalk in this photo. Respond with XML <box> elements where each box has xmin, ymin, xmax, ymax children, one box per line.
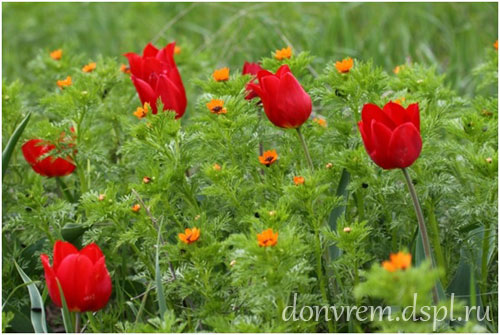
<box><xmin>426</xmin><ymin>201</ymin><xmax>447</xmax><ymax>286</ymax></box>
<box><xmin>481</xmin><ymin>225</ymin><xmax>491</xmax><ymax>306</ymax></box>
<box><xmin>75</xmin><ymin>312</ymin><xmax>81</xmax><ymax>333</ymax></box>
<box><xmin>314</xmin><ymin>224</ymin><xmax>334</xmax><ymax>333</ymax></box>
<box><xmin>402</xmin><ymin>168</ymin><xmax>438</xmax><ymax>305</ymax></box>
<box><xmin>295</xmin><ymin>127</ymin><xmax>314</xmax><ymax>171</ymax></box>
<box><xmin>56</xmin><ymin>177</ymin><xmax>75</xmax><ymax>203</ymax></box>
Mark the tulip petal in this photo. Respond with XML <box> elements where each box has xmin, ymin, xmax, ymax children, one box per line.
<box><xmin>358</xmin><ymin>121</ymin><xmax>373</xmax><ymax>154</ymax></box>
<box><xmin>384</xmin><ymin>102</ymin><xmax>410</xmax><ymax>127</ymax></box>
<box><xmin>142</xmin><ymin>43</ymin><xmax>159</xmax><ymax>58</ymax></box>
<box><xmin>130</xmin><ymin>76</ymin><xmax>159</xmax><ymax>114</ymax></box>
<box><xmin>124</xmin><ymin>52</ymin><xmax>143</xmax><ymax>79</ymax></box>
<box><xmin>370</xmin><ymin>120</ymin><xmax>395</xmax><ymax>169</ymax></box>
<box><xmin>156</xmin><ymin>74</ymin><xmax>182</xmax><ymax>118</ymax></box>
<box><xmin>406</xmin><ymin>103</ymin><xmax>420</xmax><ymax>131</ymax></box>
<box><xmin>361</xmin><ymin>103</ymin><xmax>396</xmax><ymax>134</ymax></box>
<box><xmin>87</xmin><ymin>257</ymin><xmax>112</xmax><ymax>311</ymax></box>
<box><xmin>56</xmin><ymin>254</ymin><xmax>94</xmax><ymax>312</ymax></box>
<box><xmin>80</xmin><ymin>243</ymin><xmax>104</xmax><ymax>264</ymax></box>
<box><xmin>275</xmin><ymin>64</ymin><xmax>291</xmax><ymax>78</ymax></box>
<box><xmin>388</xmin><ymin>122</ymin><xmax>422</xmax><ymax>168</ymax></box>
<box><xmin>260</xmin><ymin>75</ymin><xmax>282</xmax><ymax>126</ymax></box>
<box><xmin>276</xmin><ymin>72</ymin><xmax>311</xmax><ymax>128</ymax></box>
<box><xmin>41</xmin><ymin>254</ymin><xmax>61</xmax><ymax>307</ymax></box>
<box><xmin>53</xmin><ymin>240</ymin><xmax>78</xmax><ymax>271</ymax></box>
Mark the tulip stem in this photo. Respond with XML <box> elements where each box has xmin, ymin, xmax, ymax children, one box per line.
<box><xmin>296</xmin><ymin>127</ymin><xmax>314</xmax><ymax>171</ymax></box>
<box><xmin>75</xmin><ymin>312</ymin><xmax>81</xmax><ymax>333</ymax></box>
<box><xmin>56</xmin><ymin>177</ymin><xmax>74</xmax><ymax>203</ymax></box>
<box><xmin>402</xmin><ymin>168</ymin><xmax>439</xmax><ymax>305</ymax></box>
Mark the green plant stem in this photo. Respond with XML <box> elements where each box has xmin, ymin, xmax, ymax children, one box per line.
<box><xmin>75</xmin><ymin>312</ymin><xmax>81</xmax><ymax>333</ymax></box>
<box><xmin>295</xmin><ymin>127</ymin><xmax>314</xmax><ymax>171</ymax></box>
<box><xmin>426</xmin><ymin>201</ymin><xmax>447</xmax><ymax>286</ymax></box>
<box><xmin>481</xmin><ymin>225</ymin><xmax>491</xmax><ymax>304</ymax></box>
<box><xmin>314</xmin><ymin>224</ymin><xmax>334</xmax><ymax>333</ymax></box>
<box><xmin>402</xmin><ymin>168</ymin><xmax>439</xmax><ymax>305</ymax></box>
<box><xmin>56</xmin><ymin>177</ymin><xmax>74</xmax><ymax>203</ymax></box>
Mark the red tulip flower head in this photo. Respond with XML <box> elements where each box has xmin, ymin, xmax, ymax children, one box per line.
<box><xmin>40</xmin><ymin>241</ymin><xmax>112</xmax><ymax>312</ymax></box>
<box><xmin>125</xmin><ymin>42</ymin><xmax>187</xmax><ymax>118</ymax></box>
<box><xmin>247</xmin><ymin>65</ymin><xmax>312</xmax><ymax>128</ymax></box>
<box><xmin>242</xmin><ymin>61</ymin><xmax>263</xmax><ymax>100</ymax></box>
<box><xmin>358</xmin><ymin>102</ymin><xmax>422</xmax><ymax>169</ymax></box>
<box><xmin>22</xmin><ymin>139</ymin><xmax>75</xmax><ymax>177</ymax></box>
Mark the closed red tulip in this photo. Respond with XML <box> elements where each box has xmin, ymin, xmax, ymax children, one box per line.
<box><xmin>358</xmin><ymin>102</ymin><xmax>422</xmax><ymax>169</ymax></box>
<box><xmin>22</xmin><ymin>139</ymin><xmax>75</xmax><ymax>177</ymax></box>
<box><xmin>40</xmin><ymin>241</ymin><xmax>112</xmax><ymax>312</ymax></box>
<box><xmin>242</xmin><ymin>61</ymin><xmax>262</xmax><ymax>100</ymax></box>
<box><xmin>124</xmin><ymin>42</ymin><xmax>187</xmax><ymax>118</ymax></box>
<box><xmin>247</xmin><ymin>65</ymin><xmax>312</xmax><ymax>128</ymax></box>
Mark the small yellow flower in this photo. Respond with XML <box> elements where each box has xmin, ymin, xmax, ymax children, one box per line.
<box><xmin>259</xmin><ymin>150</ymin><xmax>278</xmax><ymax>167</ymax></box>
<box><xmin>174</xmin><ymin>46</ymin><xmax>181</xmax><ymax>55</ymax></box>
<box><xmin>206</xmin><ymin>99</ymin><xmax>227</xmax><ymax>115</ymax></box>
<box><xmin>313</xmin><ymin>117</ymin><xmax>327</xmax><ymax>128</ymax></box>
<box><xmin>82</xmin><ymin>62</ymin><xmax>96</xmax><ymax>73</ymax></box>
<box><xmin>393</xmin><ymin>65</ymin><xmax>405</xmax><ymax>74</ymax></box>
<box><xmin>132</xmin><ymin>204</ymin><xmax>141</xmax><ymax>212</ymax></box>
<box><xmin>335</xmin><ymin>57</ymin><xmax>353</xmax><ymax>73</ymax></box>
<box><xmin>133</xmin><ymin>103</ymin><xmax>150</xmax><ymax>119</ymax></box>
<box><xmin>98</xmin><ymin>194</ymin><xmax>106</xmax><ymax>201</ymax></box>
<box><xmin>293</xmin><ymin>176</ymin><xmax>305</xmax><ymax>185</ymax></box>
<box><xmin>257</xmin><ymin>228</ymin><xmax>278</xmax><ymax>247</ymax></box>
<box><xmin>486</xmin><ymin>157</ymin><xmax>493</xmax><ymax>163</ymax></box>
<box><xmin>143</xmin><ymin>176</ymin><xmax>151</xmax><ymax>184</ymax></box>
<box><xmin>343</xmin><ymin>227</ymin><xmax>352</xmax><ymax>233</ymax></box>
<box><xmin>50</xmin><ymin>49</ymin><xmax>62</xmax><ymax>60</ymax></box>
<box><xmin>57</xmin><ymin>76</ymin><xmax>72</xmax><ymax>89</ymax></box>
<box><xmin>268</xmin><ymin>210</ymin><xmax>276</xmax><ymax>216</ymax></box>
<box><xmin>382</xmin><ymin>252</ymin><xmax>412</xmax><ymax>272</ymax></box>
<box><xmin>213</xmin><ymin>163</ymin><xmax>221</xmax><ymax>171</ymax></box>
<box><xmin>393</xmin><ymin>97</ymin><xmax>406</xmax><ymax>106</ymax></box>
<box><xmin>212</xmin><ymin>67</ymin><xmax>230</xmax><ymax>81</ymax></box>
<box><xmin>274</xmin><ymin>46</ymin><xmax>292</xmax><ymax>60</ymax></box>
<box><xmin>494</xmin><ymin>40</ymin><xmax>498</xmax><ymax>50</ymax></box>
<box><xmin>325</xmin><ymin>162</ymin><xmax>333</xmax><ymax>169</ymax></box>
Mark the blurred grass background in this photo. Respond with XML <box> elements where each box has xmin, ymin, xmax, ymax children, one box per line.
<box><xmin>2</xmin><ymin>2</ymin><xmax>498</xmax><ymax>95</ymax></box>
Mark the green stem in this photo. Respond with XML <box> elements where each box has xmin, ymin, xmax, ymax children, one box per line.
<box><xmin>481</xmin><ymin>225</ymin><xmax>491</xmax><ymax>305</ymax></box>
<box><xmin>295</xmin><ymin>127</ymin><xmax>314</xmax><ymax>171</ymax></box>
<box><xmin>426</xmin><ymin>201</ymin><xmax>447</xmax><ymax>286</ymax></box>
<box><xmin>56</xmin><ymin>177</ymin><xmax>74</xmax><ymax>203</ymax></box>
<box><xmin>76</xmin><ymin>163</ymin><xmax>88</xmax><ymax>195</ymax></box>
<box><xmin>75</xmin><ymin>312</ymin><xmax>81</xmax><ymax>333</ymax></box>
<box><xmin>402</xmin><ymin>168</ymin><xmax>438</xmax><ymax>305</ymax></box>
<box><xmin>314</xmin><ymin>224</ymin><xmax>334</xmax><ymax>333</ymax></box>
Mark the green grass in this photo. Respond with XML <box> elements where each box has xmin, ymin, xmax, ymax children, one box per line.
<box><xmin>2</xmin><ymin>2</ymin><xmax>498</xmax><ymax>94</ymax></box>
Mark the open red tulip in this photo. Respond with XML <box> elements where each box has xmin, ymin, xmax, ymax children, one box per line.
<box><xmin>40</xmin><ymin>241</ymin><xmax>112</xmax><ymax>312</ymax></box>
<box><xmin>125</xmin><ymin>42</ymin><xmax>187</xmax><ymax>118</ymax></box>
<box><xmin>358</xmin><ymin>102</ymin><xmax>422</xmax><ymax>169</ymax></box>
<box><xmin>22</xmin><ymin>139</ymin><xmax>75</xmax><ymax>177</ymax></box>
<box><xmin>247</xmin><ymin>65</ymin><xmax>312</xmax><ymax>128</ymax></box>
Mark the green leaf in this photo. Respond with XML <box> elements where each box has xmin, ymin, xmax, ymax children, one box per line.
<box><xmin>56</xmin><ymin>280</ymin><xmax>74</xmax><ymax>333</ymax></box>
<box><xmin>61</xmin><ymin>222</ymin><xmax>88</xmax><ymax>246</ymax></box>
<box><xmin>2</xmin><ymin>112</ymin><xmax>31</xmax><ymax>179</ymax></box>
<box><xmin>155</xmin><ymin>222</ymin><xmax>167</xmax><ymax>320</ymax></box>
<box><xmin>328</xmin><ymin>168</ymin><xmax>350</xmax><ymax>259</ymax></box>
<box><xmin>14</xmin><ymin>261</ymin><xmax>48</xmax><ymax>333</ymax></box>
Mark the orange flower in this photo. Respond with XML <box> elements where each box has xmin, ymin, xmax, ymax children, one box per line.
<box><xmin>335</xmin><ymin>57</ymin><xmax>353</xmax><ymax>73</ymax></box>
<box><xmin>120</xmin><ymin>64</ymin><xmax>131</xmax><ymax>74</ymax></box>
<box><xmin>393</xmin><ymin>97</ymin><xmax>406</xmax><ymax>106</ymax></box>
<box><xmin>259</xmin><ymin>150</ymin><xmax>278</xmax><ymax>167</ymax></box>
<box><xmin>325</xmin><ymin>162</ymin><xmax>333</xmax><ymax>169</ymax></box>
<box><xmin>178</xmin><ymin>227</ymin><xmax>200</xmax><ymax>244</ymax></box>
<box><xmin>494</xmin><ymin>40</ymin><xmax>498</xmax><ymax>50</ymax></box>
<box><xmin>313</xmin><ymin>117</ymin><xmax>327</xmax><ymax>128</ymax></box>
<box><xmin>206</xmin><ymin>99</ymin><xmax>227</xmax><ymax>114</ymax></box>
<box><xmin>50</xmin><ymin>49</ymin><xmax>62</xmax><ymax>60</ymax></box>
<box><xmin>382</xmin><ymin>252</ymin><xmax>412</xmax><ymax>272</ymax></box>
<box><xmin>213</xmin><ymin>163</ymin><xmax>221</xmax><ymax>171</ymax></box>
<box><xmin>133</xmin><ymin>103</ymin><xmax>150</xmax><ymax>119</ymax></box>
<box><xmin>143</xmin><ymin>176</ymin><xmax>151</xmax><ymax>184</ymax></box>
<box><xmin>393</xmin><ymin>65</ymin><xmax>404</xmax><ymax>74</ymax></box>
<box><xmin>132</xmin><ymin>204</ymin><xmax>141</xmax><ymax>212</ymax></box>
<box><xmin>98</xmin><ymin>194</ymin><xmax>106</xmax><ymax>201</ymax></box>
<box><xmin>57</xmin><ymin>76</ymin><xmax>72</xmax><ymax>89</ymax></box>
<box><xmin>274</xmin><ymin>46</ymin><xmax>292</xmax><ymax>60</ymax></box>
<box><xmin>212</xmin><ymin>67</ymin><xmax>230</xmax><ymax>81</ymax></box>
<box><xmin>82</xmin><ymin>62</ymin><xmax>96</xmax><ymax>73</ymax></box>
<box><xmin>174</xmin><ymin>45</ymin><xmax>181</xmax><ymax>55</ymax></box>
<box><xmin>257</xmin><ymin>228</ymin><xmax>278</xmax><ymax>247</ymax></box>
<box><xmin>293</xmin><ymin>176</ymin><xmax>305</xmax><ymax>185</ymax></box>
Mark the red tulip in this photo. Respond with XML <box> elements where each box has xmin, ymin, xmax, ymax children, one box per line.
<box><xmin>242</xmin><ymin>61</ymin><xmax>262</xmax><ymax>100</ymax></box>
<box><xmin>22</xmin><ymin>139</ymin><xmax>75</xmax><ymax>177</ymax></box>
<box><xmin>357</xmin><ymin>102</ymin><xmax>422</xmax><ymax>169</ymax></box>
<box><xmin>247</xmin><ymin>65</ymin><xmax>312</xmax><ymax>128</ymax></box>
<box><xmin>40</xmin><ymin>241</ymin><xmax>112</xmax><ymax>312</ymax></box>
<box><xmin>124</xmin><ymin>42</ymin><xmax>187</xmax><ymax>118</ymax></box>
